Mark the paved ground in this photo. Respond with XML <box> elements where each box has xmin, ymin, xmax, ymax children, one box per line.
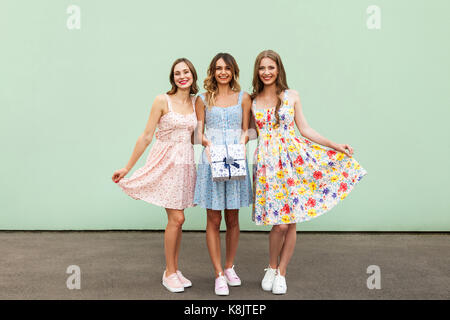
<box><xmin>0</xmin><ymin>231</ymin><xmax>448</xmax><ymax>300</ymax></box>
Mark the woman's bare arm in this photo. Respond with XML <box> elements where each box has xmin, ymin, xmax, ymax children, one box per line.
<box><xmin>194</xmin><ymin>95</ymin><xmax>213</xmax><ymax>163</ymax></box>
<box><xmin>240</xmin><ymin>92</ymin><xmax>252</xmax><ymax>144</ymax></box>
<box><xmin>191</xmin><ymin>96</ymin><xmax>198</xmax><ymax>145</ymax></box>
<box><xmin>194</xmin><ymin>96</ymin><xmax>210</xmax><ymax>147</ymax></box>
<box><xmin>123</xmin><ymin>95</ymin><xmax>166</xmax><ymax>171</ymax></box>
<box><xmin>292</xmin><ymin>89</ymin><xmax>353</xmax><ymax>156</ymax></box>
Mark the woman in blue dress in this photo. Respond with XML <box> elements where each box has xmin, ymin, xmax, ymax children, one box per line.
<box><xmin>194</xmin><ymin>53</ymin><xmax>253</xmax><ymax>296</ymax></box>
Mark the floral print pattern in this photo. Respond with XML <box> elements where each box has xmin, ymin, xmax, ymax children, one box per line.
<box><xmin>251</xmin><ymin>90</ymin><xmax>368</xmax><ymax>225</ymax></box>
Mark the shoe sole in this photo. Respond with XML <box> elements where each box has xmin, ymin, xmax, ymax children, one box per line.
<box><xmin>272</xmin><ymin>291</ymin><xmax>287</xmax><ymax>295</ymax></box>
<box><xmin>226</xmin><ymin>279</ymin><xmax>241</xmax><ymax>287</ymax></box>
<box><xmin>162</xmin><ymin>282</ymin><xmax>184</xmax><ymax>293</ymax></box>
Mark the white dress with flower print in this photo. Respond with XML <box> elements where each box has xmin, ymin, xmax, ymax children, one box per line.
<box><xmin>251</xmin><ymin>90</ymin><xmax>367</xmax><ymax>225</ymax></box>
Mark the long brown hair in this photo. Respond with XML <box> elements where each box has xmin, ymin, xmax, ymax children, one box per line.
<box><xmin>251</xmin><ymin>50</ymin><xmax>288</xmax><ymax>127</ymax></box>
<box><xmin>167</xmin><ymin>58</ymin><xmax>199</xmax><ymax>95</ymax></box>
<box><xmin>204</xmin><ymin>53</ymin><xmax>241</xmax><ymax>107</ymax></box>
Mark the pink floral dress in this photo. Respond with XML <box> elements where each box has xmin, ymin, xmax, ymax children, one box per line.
<box><xmin>117</xmin><ymin>94</ymin><xmax>197</xmax><ymax>210</ymax></box>
<box><xmin>251</xmin><ymin>90</ymin><xmax>367</xmax><ymax>225</ymax></box>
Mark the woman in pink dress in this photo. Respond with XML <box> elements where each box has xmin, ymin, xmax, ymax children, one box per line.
<box><xmin>111</xmin><ymin>58</ymin><xmax>198</xmax><ymax>293</ymax></box>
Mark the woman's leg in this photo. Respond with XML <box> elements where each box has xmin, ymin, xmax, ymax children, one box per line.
<box><xmin>224</xmin><ymin>209</ymin><xmax>240</xmax><ymax>269</ymax></box>
<box><xmin>268</xmin><ymin>224</ymin><xmax>289</xmax><ymax>269</ymax></box>
<box><xmin>206</xmin><ymin>209</ymin><xmax>223</xmax><ymax>277</ymax></box>
<box><xmin>164</xmin><ymin>208</ymin><xmax>185</xmax><ymax>275</ymax></box>
<box><xmin>277</xmin><ymin>223</ymin><xmax>297</xmax><ymax>276</ymax></box>
<box><xmin>174</xmin><ymin>225</ymin><xmax>182</xmax><ymax>271</ymax></box>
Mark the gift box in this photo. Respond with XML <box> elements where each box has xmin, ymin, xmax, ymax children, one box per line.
<box><xmin>210</xmin><ymin>144</ymin><xmax>247</xmax><ymax>181</ymax></box>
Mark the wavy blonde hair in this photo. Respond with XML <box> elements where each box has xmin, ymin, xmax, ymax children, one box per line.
<box><xmin>251</xmin><ymin>50</ymin><xmax>289</xmax><ymax>128</ymax></box>
<box><xmin>203</xmin><ymin>53</ymin><xmax>241</xmax><ymax>107</ymax></box>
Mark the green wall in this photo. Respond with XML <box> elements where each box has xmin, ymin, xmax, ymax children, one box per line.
<box><xmin>1</xmin><ymin>0</ymin><xmax>449</xmax><ymax>231</ymax></box>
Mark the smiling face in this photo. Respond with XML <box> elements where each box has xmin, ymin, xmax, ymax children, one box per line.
<box><xmin>173</xmin><ymin>61</ymin><xmax>193</xmax><ymax>90</ymax></box>
<box><xmin>258</xmin><ymin>57</ymin><xmax>279</xmax><ymax>86</ymax></box>
<box><xmin>214</xmin><ymin>58</ymin><xmax>233</xmax><ymax>86</ymax></box>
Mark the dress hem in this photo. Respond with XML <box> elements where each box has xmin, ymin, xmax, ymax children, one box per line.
<box><xmin>118</xmin><ymin>185</ymin><xmax>196</xmax><ymax>210</ymax></box>
<box><xmin>252</xmin><ymin>170</ymin><xmax>368</xmax><ymax>226</ymax></box>
<box><xmin>194</xmin><ymin>201</ymin><xmax>253</xmax><ymax>211</ymax></box>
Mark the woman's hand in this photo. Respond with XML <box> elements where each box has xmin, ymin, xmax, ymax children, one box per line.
<box><xmin>112</xmin><ymin>168</ymin><xmax>129</xmax><ymax>183</ymax></box>
<box><xmin>204</xmin><ymin>140</ymin><xmax>212</xmax><ymax>163</ymax></box>
<box><xmin>333</xmin><ymin>143</ymin><xmax>354</xmax><ymax>157</ymax></box>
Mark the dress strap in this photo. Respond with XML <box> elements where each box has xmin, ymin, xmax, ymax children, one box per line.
<box><xmin>164</xmin><ymin>93</ymin><xmax>173</xmax><ymax>111</ymax></box>
<box><xmin>199</xmin><ymin>93</ymin><xmax>207</xmax><ymax>107</ymax></box>
<box><xmin>191</xmin><ymin>95</ymin><xmax>197</xmax><ymax>113</ymax></box>
<box><xmin>283</xmin><ymin>90</ymin><xmax>288</xmax><ymax>104</ymax></box>
<box><xmin>238</xmin><ymin>90</ymin><xmax>244</xmax><ymax>106</ymax></box>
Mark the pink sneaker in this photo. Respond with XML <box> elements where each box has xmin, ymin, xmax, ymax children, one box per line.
<box><xmin>162</xmin><ymin>271</ymin><xmax>184</xmax><ymax>293</ymax></box>
<box><xmin>176</xmin><ymin>270</ymin><xmax>192</xmax><ymax>288</ymax></box>
<box><xmin>224</xmin><ymin>265</ymin><xmax>241</xmax><ymax>286</ymax></box>
<box><xmin>215</xmin><ymin>272</ymin><xmax>229</xmax><ymax>296</ymax></box>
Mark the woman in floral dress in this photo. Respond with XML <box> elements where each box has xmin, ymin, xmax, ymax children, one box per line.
<box><xmin>247</xmin><ymin>50</ymin><xmax>367</xmax><ymax>295</ymax></box>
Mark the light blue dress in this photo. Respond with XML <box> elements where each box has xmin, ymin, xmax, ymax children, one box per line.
<box><xmin>194</xmin><ymin>91</ymin><xmax>253</xmax><ymax>210</ymax></box>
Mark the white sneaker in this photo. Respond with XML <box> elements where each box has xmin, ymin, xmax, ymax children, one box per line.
<box><xmin>215</xmin><ymin>272</ymin><xmax>229</xmax><ymax>296</ymax></box>
<box><xmin>162</xmin><ymin>271</ymin><xmax>184</xmax><ymax>293</ymax></box>
<box><xmin>272</xmin><ymin>269</ymin><xmax>287</xmax><ymax>295</ymax></box>
<box><xmin>261</xmin><ymin>266</ymin><xmax>277</xmax><ymax>291</ymax></box>
<box><xmin>224</xmin><ymin>265</ymin><xmax>241</xmax><ymax>286</ymax></box>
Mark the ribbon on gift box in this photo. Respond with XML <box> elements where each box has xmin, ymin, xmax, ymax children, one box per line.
<box><xmin>212</xmin><ymin>144</ymin><xmax>244</xmax><ymax>180</ymax></box>
<box><xmin>223</xmin><ymin>156</ymin><xmax>240</xmax><ymax>179</ymax></box>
